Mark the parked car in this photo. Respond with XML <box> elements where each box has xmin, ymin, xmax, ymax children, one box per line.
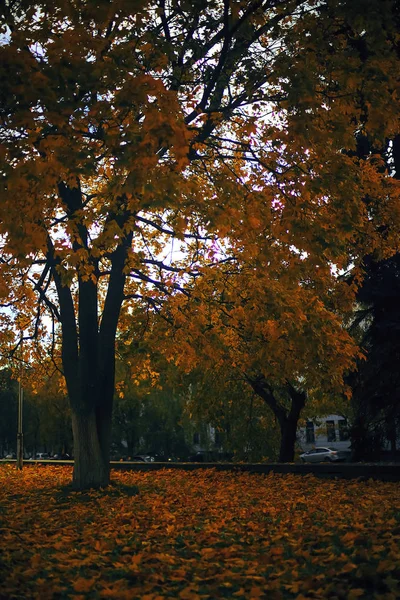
<box><xmin>35</xmin><ymin>453</ymin><xmax>51</xmax><ymax>460</ymax></box>
<box><xmin>52</xmin><ymin>453</ymin><xmax>72</xmax><ymax>460</ymax></box>
<box><xmin>300</xmin><ymin>447</ymin><xmax>343</xmax><ymax>463</ymax></box>
<box><xmin>130</xmin><ymin>455</ymin><xmax>154</xmax><ymax>462</ymax></box>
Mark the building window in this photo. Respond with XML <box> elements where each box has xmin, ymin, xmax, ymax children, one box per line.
<box><xmin>338</xmin><ymin>419</ymin><xmax>349</xmax><ymax>441</ymax></box>
<box><xmin>306</xmin><ymin>421</ymin><xmax>315</xmax><ymax>444</ymax></box>
<box><xmin>327</xmin><ymin>420</ymin><xmax>336</xmax><ymax>442</ymax></box>
<box><xmin>193</xmin><ymin>432</ymin><xmax>200</xmax><ymax>445</ymax></box>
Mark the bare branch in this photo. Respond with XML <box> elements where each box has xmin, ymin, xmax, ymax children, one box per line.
<box><xmin>135</xmin><ymin>214</ymin><xmax>212</xmax><ymax>240</ymax></box>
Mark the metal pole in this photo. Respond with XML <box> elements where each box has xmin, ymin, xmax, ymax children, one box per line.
<box><xmin>16</xmin><ymin>339</ymin><xmax>23</xmax><ymax>470</ymax></box>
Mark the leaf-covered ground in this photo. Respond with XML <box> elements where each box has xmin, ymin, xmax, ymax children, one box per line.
<box><xmin>0</xmin><ymin>465</ymin><xmax>399</xmax><ymax>599</ymax></box>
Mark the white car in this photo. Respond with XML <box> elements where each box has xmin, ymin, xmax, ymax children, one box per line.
<box><xmin>34</xmin><ymin>453</ymin><xmax>51</xmax><ymax>460</ymax></box>
<box><xmin>300</xmin><ymin>447</ymin><xmax>341</xmax><ymax>463</ymax></box>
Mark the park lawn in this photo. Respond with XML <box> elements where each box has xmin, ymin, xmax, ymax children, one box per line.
<box><xmin>0</xmin><ymin>465</ymin><xmax>399</xmax><ymax>599</ymax></box>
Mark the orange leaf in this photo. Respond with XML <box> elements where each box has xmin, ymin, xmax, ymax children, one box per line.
<box><xmin>73</xmin><ymin>578</ymin><xmax>97</xmax><ymax>593</ymax></box>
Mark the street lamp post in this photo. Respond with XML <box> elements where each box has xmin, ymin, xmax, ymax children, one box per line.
<box><xmin>16</xmin><ymin>337</ymin><xmax>23</xmax><ymax>470</ymax></box>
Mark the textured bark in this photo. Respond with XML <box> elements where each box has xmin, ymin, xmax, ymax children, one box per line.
<box><xmin>71</xmin><ymin>411</ymin><xmax>110</xmax><ymax>489</ymax></box>
<box><xmin>48</xmin><ymin>187</ymin><xmax>132</xmax><ymax>490</ymax></box>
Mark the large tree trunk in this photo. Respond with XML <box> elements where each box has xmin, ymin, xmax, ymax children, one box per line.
<box><xmin>71</xmin><ymin>410</ymin><xmax>110</xmax><ymax>489</ymax></box>
<box><xmin>50</xmin><ymin>185</ymin><xmax>132</xmax><ymax>490</ymax></box>
<box><xmin>248</xmin><ymin>376</ymin><xmax>306</xmax><ymax>463</ymax></box>
<box><xmin>278</xmin><ymin>383</ymin><xmax>306</xmax><ymax>462</ymax></box>
<box><xmin>278</xmin><ymin>416</ymin><xmax>299</xmax><ymax>462</ymax></box>
<box><xmin>68</xmin><ymin>355</ymin><xmax>115</xmax><ymax>489</ymax></box>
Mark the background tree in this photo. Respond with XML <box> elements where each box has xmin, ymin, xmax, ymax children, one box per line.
<box><xmin>348</xmin><ymin>253</ymin><xmax>400</xmax><ymax>460</ymax></box>
<box><xmin>112</xmin><ymin>356</ymin><xmax>192</xmax><ymax>460</ymax></box>
<box><xmin>152</xmin><ymin>0</ymin><xmax>400</xmax><ymax>461</ymax></box>
<box><xmin>0</xmin><ymin>369</ymin><xmax>17</xmax><ymax>456</ymax></box>
<box><xmin>183</xmin><ymin>368</ymin><xmax>281</xmax><ymax>462</ymax></box>
<box><xmin>345</xmin><ymin>128</ymin><xmax>400</xmax><ymax>460</ymax></box>
<box><xmin>1</xmin><ymin>0</ymin><xmax>400</xmax><ymax>487</ymax></box>
<box><xmin>156</xmin><ymin>253</ymin><xmax>357</xmax><ymax>461</ymax></box>
<box><xmin>1</xmin><ymin>0</ymin><xmax>309</xmax><ymax>487</ymax></box>
<box><xmin>24</xmin><ymin>373</ymin><xmax>73</xmax><ymax>457</ymax></box>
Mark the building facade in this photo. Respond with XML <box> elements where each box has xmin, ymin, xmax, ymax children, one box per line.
<box><xmin>297</xmin><ymin>415</ymin><xmax>351</xmax><ymax>452</ymax></box>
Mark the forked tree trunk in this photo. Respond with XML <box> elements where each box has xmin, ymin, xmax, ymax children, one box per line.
<box><xmin>248</xmin><ymin>376</ymin><xmax>306</xmax><ymax>463</ymax></box>
<box><xmin>278</xmin><ymin>386</ymin><xmax>306</xmax><ymax>462</ymax></box>
<box><xmin>51</xmin><ymin>184</ymin><xmax>132</xmax><ymax>490</ymax></box>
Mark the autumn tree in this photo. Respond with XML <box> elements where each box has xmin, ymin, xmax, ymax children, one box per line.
<box><xmin>149</xmin><ymin>0</ymin><xmax>400</xmax><ymax>461</ymax></box>
<box><xmin>1</xmin><ymin>0</ymin><xmax>400</xmax><ymax>486</ymax></box>
<box><xmin>154</xmin><ymin>251</ymin><xmax>358</xmax><ymax>461</ymax></box>
<box><xmin>24</xmin><ymin>372</ymin><xmax>73</xmax><ymax>457</ymax></box>
<box><xmin>116</xmin><ymin>303</ymin><xmax>281</xmax><ymax>461</ymax></box>
<box><xmin>1</xmin><ymin>0</ymin><xmax>321</xmax><ymax>488</ymax></box>
<box><xmin>182</xmin><ymin>366</ymin><xmax>282</xmax><ymax>462</ymax></box>
<box><xmin>112</xmin><ymin>352</ymin><xmax>192</xmax><ymax>460</ymax></box>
